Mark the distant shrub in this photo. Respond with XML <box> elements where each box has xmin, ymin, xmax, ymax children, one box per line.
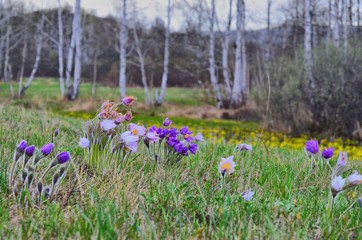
<box><xmin>255</xmin><ymin>41</ymin><xmax>362</xmax><ymax>137</ymax></box>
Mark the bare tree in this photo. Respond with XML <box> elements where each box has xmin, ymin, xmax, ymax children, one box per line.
<box><xmin>65</xmin><ymin>4</ymin><xmax>76</xmax><ymax>96</ymax></box>
<box><xmin>208</xmin><ymin>0</ymin><xmax>223</xmax><ymax>108</ymax></box>
<box><xmin>17</xmin><ymin>32</ymin><xmax>27</xmax><ymax>96</ymax></box>
<box><xmin>231</xmin><ymin>0</ymin><xmax>247</xmax><ymax>107</ymax></box>
<box><xmin>20</xmin><ymin>14</ymin><xmax>45</xmax><ymax>96</ymax></box>
<box><xmin>57</xmin><ymin>0</ymin><xmax>65</xmax><ymax>97</ymax></box>
<box><xmin>304</xmin><ymin>0</ymin><xmax>314</xmax><ymax>89</ymax></box>
<box><xmin>119</xmin><ymin>0</ymin><xmax>127</xmax><ymax>98</ymax></box>
<box><xmin>222</xmin><ymin>0</ymin><xmax>233</xmax><ymax>98</ymax></box>
<box><xmin>133</xmin><ymin>25</ymin><xmax>151</xmax><ymax>105</ymax></box>
<box><xmin>156</xmin><ymin>0</ymin><xmax>171</xmax><ymax>106</ymax></box>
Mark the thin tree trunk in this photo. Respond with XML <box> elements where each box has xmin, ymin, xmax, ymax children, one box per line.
<box><xmin>71</xmin><ymin>0</ymin><xmax>82</xmax><ymax>100</ymax></box>
<box><xmin>0</xmin><ymin>29</ymin><xmax>4</xmax><ymax>80</ymax></box>
<box><xmin>304</xmin><ymin>0</ymin><xmax>314</xmax><ymax>89</ymax></box>
<box><xmin>65</xmin><ymin>6</ymin><xmax>76</xmax><ymax>97</ymax></box>
<box><xmin>119</xmin><ymin>0</ymin><xmax>127</xmax><ymax>98</ymax></box>
<box><xmin>92</xmin><ymin>52</ymin><xmax>97</xmax><ymax>99</ymax></box>
<box><xmin>18</xmin><ymin>39</ymin><xmax>27</xmax><ymax>96</ymax></box>
<box><xmin>343</xmin><ymin>0</ymin><xmax>349</xmax><ymax>55</ymax></box>
<box><xmin>222</xmin><ymin>0</ymin><xmax>233</xmax><ymax>98</ymax></box>
<box><xmin>266</xmin><ymin>0</ymin><xmax>272</xmax><ymax>63</ymax></box>
<box><xmin>358</xmin><ymin>0</ymin><xmax>360</xmax><ymax>28</ymax></box>
<box><xmin>293</xmin><ymin>0</ymin><xmax>299</xmax><ymax>51</ymax></box>
<box><xmin>312</xmin><ymin>0</ymin><xmax>318</xmax><ymax>49</ymax></box>
<box><xmin>156</xmin><ymin>0</ymin><xmax>171</xmax><ymax>105</ymax></box>
<box><xmin>332</xmin><ymin>0</ymin><xmax>340</xmax><ymax>46</ymax></box>
<box><xmin>3</xmin><ymin>23</ymin><xmax>10</xmax><ymax>82</ymax></box>
<box><xmin>133</xmin><ymin>26</ymin><xmax>151</xmax><ymax>105</ymax></box>
<box><xmin>57</xmin><ymin>0</ymin><xmax>65</xmax><ymax>97</ymax></box>
<box><xmin>231</xmin><ymin>0</ymin><xmax>247</xmax><ymax>107</ymax></box>
<box><xmin>20</xmin><ymin>15</ymin><xmax>45</xmax><ymax>96</ymax></box>
<box><xmin>208</xmin><ymin>0</ymin><xmax>223</xmax><ymax>108</ymax></box>
<box><xmin>327</xmin><ymin>0</ymin><xmax>332</xmax><ymax>46</ymax></box>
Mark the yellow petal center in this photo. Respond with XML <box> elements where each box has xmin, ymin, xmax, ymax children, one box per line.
<box><xmin>132</xmin><ymin>129</ymin><xmax>138</xmax><ymax>135</ymax></box>
<box><xmin>221</xmin><ymin>163</ymin><xmax>231</xmax><ymax>172</ymax></box>
<box><xmin>184</xmin><ymin>134</ymin><xmax>190</xmax><ymax>139</ymax></box>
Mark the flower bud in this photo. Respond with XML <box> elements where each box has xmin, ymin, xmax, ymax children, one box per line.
<box><xmin>54</xmin><ymin>128</ymin><xmax>59</xmax><ymax>138</ymax></box>
<box><xmin>124</xmin><ymin>111</ymin><xmax>132</xmax><ymax>121</ymax></box>
<box><xmin>51</xmin><ymin>152</ymin><xmax>71</xmax><ymax>167</ymax></box>
<box><xmin>41</xmin><ymin>143</ymin><xmax>54</xmax><ymax>156</ymax></box>
<box><xmin>163</xmin><ymin>118</ymin><xmax>172</xmax><ymax>127</ymax></box>
<box><xmin>17</xmin><ymin>140</ymin><xmax>27</xmax><ymax>153</ymax></box>
<box><xmin>27</xmin><ymin>172</ymin><xmax>34</xmax><ymax>185</ymax></box>
<box><xmin>52</xmin><ymin>172</ymin><xmax>60</xmax><ymax>186</ymax></box>
<box><xmin>122</xmin><ymin>96</ymin><xmax>137</xmax><ymax>107</ymax></box>
<box><xmin>25</xmin><ymin>145</ymin><xmax>35</xmax><ymax>157</ymax></box>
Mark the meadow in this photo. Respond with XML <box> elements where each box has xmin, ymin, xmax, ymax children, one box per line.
<box><xmin>0</xmin><ymin>79</ymin><xmax>362</xmax><ymax>239</ymax></box>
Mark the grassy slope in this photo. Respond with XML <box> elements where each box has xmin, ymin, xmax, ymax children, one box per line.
<box><xmin>0</xmin><ymin>106</ymin><xmax>362</xmax><ymax>239</ymax></box>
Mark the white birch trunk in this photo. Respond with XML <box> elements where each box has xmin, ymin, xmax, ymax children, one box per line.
<box><xmin>266</xmin><ymin>0</ymin><xmax>272</xmax><ymax>63</ymax></box>
<box><xmin>18</xmin><ymin>39</ymin><xmax>27</xmax><ymax>96</ymax></box>
<box><xmin>156</xmin><ymin>0</ymin><xmax>171</xmax><ymax>105</ymax></box>
<box><xmin>65</xmin><ymin>6</ymin><xmax>76</xmax><ymax>97</ymax></box>
<box><xmin>332</xmin><ymin>0</ymin><xmax>340</xmax><ymax>46</ymax></box>
<box><xmin>20</xmin><ymin>15</ymin><xmax>45</xmax><ymax>96</ymax></box>
<box><xmin>231</xmin><ymin>0</ymin><xmax>247</xmax><ymax>107</ymax></box>
<box><xmin>343</xmin><ymin>0</ymin><xmax>349</xmax><ymax>54</ymax></box>
<box><xmin>133</xmin><ymin>26</ymin><xmax>151</xmax><ymax>105</ymax></box>
<box><xmin>71</xmin><ymin>0</ymin><xmax>82</xmax><ymax>100</ymax></box>
<box><xmin>57</xmin><ymin>0</ymin><xmax>65</xmax><ymax>97</ymax></box>
<box><xmin>119</xmin><ymin>0</ymin><xmax>127</xmax><ymax>98</ymax></box>
<box><xmin>304</xmin><ymin>0</ymin><xmax>314</xmax><ymax>88</ymax></box>
<box><xmin>208</xmin><ymin>0</ymin><xmax>223</xmax><ymax>108</ymax></box>
<box><xmin>92</xmin><ymin>52</ymin><xmax>97</xmax><ymax>99</ymax></box>
<box><xmin>3</xmin><ymin>23</ymin><xmax>11</xmax><ymax>82</ymax></box>
<box><xmin>0</xmin><ymin>29</ymin><xmax>4</xmax><ymax>79</ymax></box>
<box><xmin>222</xmin><ymin>0</ymin><xmax>232</xmax><ymax>98</ymax></box>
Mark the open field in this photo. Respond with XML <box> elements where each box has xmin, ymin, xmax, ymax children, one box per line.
<box><xmin>1</xmin><ymin>103</ymin><xmax>362</xmax><ymax>239</ymax></box>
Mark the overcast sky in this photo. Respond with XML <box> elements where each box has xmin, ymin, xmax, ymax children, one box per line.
<box><xmin>25</xmin><ymin>0</ymin><xmax>288</xmax><ymax>30</ymax></box>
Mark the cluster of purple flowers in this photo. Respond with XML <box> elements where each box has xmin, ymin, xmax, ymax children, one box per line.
<box><xmin>145</xmin><ymin>118</ymin><xmax>202</xmax><ymax>157</ymax></box>
<box><xmin>305</xmin><ymin>139</ymin><xmax>334</xmax><ymax>159</ymax></box>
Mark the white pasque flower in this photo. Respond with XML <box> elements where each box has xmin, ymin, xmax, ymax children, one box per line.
<box><xmin>235</xmin><ymin>143</ymin><xmax>252</xmax><ymax>152</ymax></box>
<box><xmin>241</xmin><ymin>189</ymin><xmax>255</xmax><ymax>201</ymax></box>
<box><xmin>121</xmin><ymin>131</ymin><xmax>139</xmax><ymax>152</ymax></box>
<box><xmin>129</xmin><ymin>123</ymin><xmax>146</xmax><ymax>136</ymax></box>
<box><xmin>101</xmin><ymin>120</ymin><xmax>117</xmax><ymax>131</ymax></box>
<box><xmin>79</xmin><ymin>137</ymin><xmax>90</xmax><ymax>149</ymax></box>
<box><xmin>218</xmin><ymin>156</ymin><xmax>235</xmax><ymax>175</ymax></box>
<box><xmin>347</xmin><ymin>171</ymin><xmax>362</xmax><ymax>186</ymax></box>
<box><xmin>331</xmin><ymin>176</ymin><xmax>346</xmax><ymax>193</ymax></box>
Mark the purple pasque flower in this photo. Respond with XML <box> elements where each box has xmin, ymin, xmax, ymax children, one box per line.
<box><xmin>322</xmin><ymin>147</ymin><xmax>334</xmax><ymax>159</ymax></box>
<box><xmin>149</xmin><ymin>125</ymin><xmax>157</xmax><ymax>132</ymax></box>
<box><xmin>57</xmin><ymin>152</ymin><xmax>71</xmax><ymax>164</ymax></box>
<box><xmin>167</xmin><ymin>128</ymin><xmax>178</xmax><ymax>138</ymax></box>
<box><xmin>241</xmin><ymin>189</ymin><xmax>255</xmax><ymax>201</ymax></box>
<box><xmin>79</xmin><ymin>137</ymin><xmax>90</xmax><ymax>149</ymax></box>
<box><xmin>101</xmin><ymin>120</ymin><xmax>117</xmax><ymax>132</ymax></box>
<box><xmin>331</xmin><ymin>176</ymin><xmax>345</xmax><ymax>196</ymax></box>
<box><xmin>129</xmin><ymin>123</ymin><xmax>146</xmax><ymax>136</ymax></box>
<box><xmin>146</xmin><ymin>131</ymin><xmax>159</xmax><ymax>143</ymax></box>
<box><xmin>195</xmin><ymin>133</ymin><xmax>204</xmax><ymax>141</ymax></box>
<box><xmin>189</xmin><ymin>143</ymin><xmax>198</xmax><ymax>154</ymax></box>
<box><xmin>156</xmin><ymin>128</ymin><xmax>167</xmax><ymax>139</ymax></box>
<box><xmin>167</xmin><ymin>137</ymin><xmax>179</xmax><ymax>147</ymax></box>
<box><xmin>25</xmin><ymin>145</ymin><xmax>35</xmax><ymax>157</ymax></box>
<box><xmin>180</xmin><ymin>126</ymin><xmax>192</xmax><ymax>135</ymax></box>
<box><xmin>163</xmin><ymin>118</ymin><xmax>172</xmax><ymax>127</ymax></box>
<box><xmin>41</xmin><ymin>143</ymin><xmax>54</xmax><ymax>156</ymax></box>
<box><xmin>122</xmin><ymin>96</ymin><xmax>137</xmax><ymax>107</ymax></box>
<box><xmin>17</xmin><ymin>140</ymin><xmax>27</xmax><ymax>153</ymax></box>
<box><xmin>305</xmin><ymin>140</ymin><xmax>319</xmax><ymax>154</ymax></box>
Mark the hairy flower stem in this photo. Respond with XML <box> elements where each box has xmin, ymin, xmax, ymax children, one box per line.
<box><xmin>327</xmin><ymin>193</ymin><xmax>335</xmax><ymax>221</ymax></box>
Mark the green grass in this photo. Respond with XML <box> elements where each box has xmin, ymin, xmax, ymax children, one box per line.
<box><xmin>1</xmin><ymin>105</ymin><xmax>362</xmax><ymax>239</ymax></box>
<box><xmin>0</xmin><ymin>78</ymin><xmax>205</xmax><ymax>110</ymax></box>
